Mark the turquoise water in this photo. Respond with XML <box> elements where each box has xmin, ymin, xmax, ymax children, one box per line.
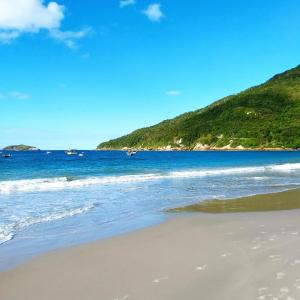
<box><xmin>0</xmin><ymin>150</ymin><xmax>300</xmax><ymax>269</ymax></box>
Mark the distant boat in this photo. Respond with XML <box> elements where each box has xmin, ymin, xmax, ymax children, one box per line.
<box><xmin>2</xmin><ymin>153</ymin><xmax>12</xmax><ymax>158</ymax></box>
<box><xmin>79</xmin><ymin>153</ymin><xmax>84</xmax><ymax>157</ymax></box>
<box><xmin>127</xmin><ymin>150</ymin><xmax>137</xmax><ymax>157</ymax></box>
<box><xmin>46</xmin><ymin>151</ymin><xmax>51</xmax><ymax>154</ymax></box>
<box><xmin>65</xmin><ymin>149</ymin><xmax>78</xmax><ymax>155</ymax></box>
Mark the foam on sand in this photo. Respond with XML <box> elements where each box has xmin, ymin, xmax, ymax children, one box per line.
<box><xmin>0</xmin><ymin>203</ymin><xmax>95</xmax><ymax>245</ymax></box>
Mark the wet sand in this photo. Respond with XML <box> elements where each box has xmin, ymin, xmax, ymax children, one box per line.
<box><xmin>168</xmin><ymin>188</ymin><xmax>300</xmax><ymax>213</ymax></box>
<box><xmin>1</xmin><ymin>189</ymin><xmax>300</xmax><ymax>300</ymax></box>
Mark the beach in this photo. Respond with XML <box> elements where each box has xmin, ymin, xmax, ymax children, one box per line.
<box><xmin>2</xmin><ymin>1</ymin><xmax>300</xmax><ymax>299</ymax></box>
<box><xmin>1</xmin><ymin>189</ymin><xmax>300</xmax><ymax>300</ymax></box>
<box><xmin>1</xmin><ymin>150</ymin><xmax>300</xmax><ymax>271</ymax></box>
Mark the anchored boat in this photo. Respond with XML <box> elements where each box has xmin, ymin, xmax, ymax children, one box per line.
<box><xmin>126</xmin><ymin>150</ymin><xmax>137</xmax><ymax>157</ymax></box>
<box><xmin>65</xmin><ymin>149</ymin><xmax>78</xmax><ymax>155</ymax></box>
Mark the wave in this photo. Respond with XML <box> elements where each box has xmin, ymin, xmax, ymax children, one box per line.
<box><xmin>1</xmin><ymin>162</ymin><xmax>300</xmax><ymax>194</ymax></box>
<box><xmin>0</xmin><ymin>175</ymin><xmax>161</xmax><ymax>194</ymax></box>
<box><xmin>0</xmin><ymin>203</ymin><xmax>95</xmax><ymax>245</ymax></box>
<box><xmin>267</xmin><ymin>163</ymin><xmax>300</xmax><ymax>171</ymax></box>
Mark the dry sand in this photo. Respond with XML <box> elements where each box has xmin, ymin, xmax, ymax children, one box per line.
<box><xmin>1</xmin><ymin>189</ymin><xmax>300</xmax><ymax>300</ymax></box>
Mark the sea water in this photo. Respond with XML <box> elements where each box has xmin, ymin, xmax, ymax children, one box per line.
<box><xmin>0</xmin><ymin>150</ymin><xmax>300</xmax><ymax>270</ymax></box>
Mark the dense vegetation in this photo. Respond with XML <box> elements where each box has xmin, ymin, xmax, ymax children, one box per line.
<box><xmin>98</xmin><ymin>65</ymin><xmax>300</xmax><ymax>150</ymax></box>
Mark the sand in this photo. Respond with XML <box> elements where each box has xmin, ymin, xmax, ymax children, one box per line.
<box><xmin>1</xmin><ymin>189</ymin><xmax>300</xmax><ymax>300</ymax></box>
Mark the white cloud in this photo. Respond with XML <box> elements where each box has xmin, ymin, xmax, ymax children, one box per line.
<box><xmin>0</xmin><ymin>0</ymin><xmax>90</xmax><ymax>47</ymax></box>
<box><xmin>120</xmin><ymin>0</ymin><xmax>136</xmax><ymax>8</ymax></box>
<box><xmin>9</xmin><ymin>91</ymin><xmax>31</xmax><ymax>100</ymax></box>
<box><xmin>0</xmin><ymin>0</ymin><xmax>64</xmax><ymax>42</ymax></box>
<box><xmin>142</xmin><ymin>3</ymin><xmax>164</xmax><ymax>22</ymax></box>
<box><xmin>166</xmin><ymin>90</ymin><xmax>181</xmax><ymax>96</ymax></box>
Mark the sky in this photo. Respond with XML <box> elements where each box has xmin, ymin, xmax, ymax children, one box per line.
<box><xmin>1</xmin><ymin>0</ymin><xmax>300</xmax><ymax>149</ymax></box>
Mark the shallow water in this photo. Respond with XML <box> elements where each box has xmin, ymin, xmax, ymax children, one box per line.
<box><xmin>0</xmin><ymin>150</ymin><xmax>300</xmax><ymax>270</ymax></box>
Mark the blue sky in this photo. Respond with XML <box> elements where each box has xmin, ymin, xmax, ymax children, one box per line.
<box><xmin>1</xmin><ymin>0</ymin><xmax>300</xmax><ymax>149</ymax></box>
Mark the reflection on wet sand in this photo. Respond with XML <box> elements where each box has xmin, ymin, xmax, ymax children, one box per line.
<box><xmin>168</xmin><ymin>188</ymin><xmax>300</xmax><ymax>213</ymax></box>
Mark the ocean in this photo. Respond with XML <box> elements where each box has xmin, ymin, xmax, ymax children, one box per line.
<box><xmin>0</xmin><ymin>150</ymin><xmax>300</xmax><ymax>270</ymax></box>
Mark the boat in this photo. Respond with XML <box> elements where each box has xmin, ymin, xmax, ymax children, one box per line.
<box><xmin>46</xmin><ymin>151</ymin><xmax>51</xmax><ymax>154</ymax></box>
<box><xmin>2</xmin><ymin>153</ymin><xmax>12</xmax><ymax>158</ymax></box>
<box><xmin>65</xmin><ymin>149</ymin><xmax>78</xmax><ymax>155</ymax></box>
<box><xmin>79</xmin><ymin>153</ymin><xmax>84</xmax><ymax>157</ymax></box>
<box><xmin>126</xmin><ymin>150</ymin><xmax>137</xmax><ymax>157</ymax></box>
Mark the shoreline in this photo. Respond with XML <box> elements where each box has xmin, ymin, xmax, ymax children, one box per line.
<box><xmin>1</xmin><ymin>189</ymin><xmax>300</xmax><ymax>299</ymax></box>
<box><xmin>97</xmin><ymin>148</ymin><xmax>300</xmax><ymax>151</ymax></box>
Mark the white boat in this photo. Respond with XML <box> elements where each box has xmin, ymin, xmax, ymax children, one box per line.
<box><xmin>65</xmin><ymin>149</ymin><xmax>78</xmax><ymax>155</ymax></box>
<box><xmin>79</xmin><ymin>153</ymin><xmax>84</xmax><ymax>157</ymax></box>
<box><xmin>46</xmin><ymin>151</ymin><xmax>51</xmax><ymax>154</ymax></box>
<box><xmin>2</xmin><ymin>153</ymin><xmax>12</xmax><ymax>158</ymax></box>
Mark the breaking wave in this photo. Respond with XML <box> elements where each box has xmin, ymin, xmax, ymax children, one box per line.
<box><xmin>1</xmin><ymin>163</ymin><xmax>300</xmax><ymax>194</ymax></box>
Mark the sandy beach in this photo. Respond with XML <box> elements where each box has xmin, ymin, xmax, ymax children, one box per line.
<box><xmin>1</xmin><ymin>189</ymin><xmax>300</xmax><ymax>300</ymax></box>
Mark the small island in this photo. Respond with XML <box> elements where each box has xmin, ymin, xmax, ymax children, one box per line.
<box><xmin>3</xmin><ymin>144</ymin><xmax>40</xmax><ymax>151</ymax></box>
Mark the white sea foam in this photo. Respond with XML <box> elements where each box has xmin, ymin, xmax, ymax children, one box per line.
<box><xmin>0</xmin><ymin>203</ymin><xmax>95</xmax><ymax>245</ymax></box>
<box><xmin>1</xmin><ymin>162</ymin><xmax>300</xmax><ymax>194</ymax></box>
<box><xmin>267</xmin><ymin>163</ymin><xmax>300</xmax><ymax>171</ymax></box>
<box><xmin>251</xmin><ymin>176</ymin><xmax>268</xmax><ymax>180</ymax></box>
<box><xmin>0</xmin><ymin>230</ymin><xmax>14</xmax><ymax>245</ymax></box>
<box><xmin>0</xmin><ymin>175</ymin><xmax>161</xmax><ymax>194</ymax></box>
<box><xmin>168</xmin><ymin>166</ymin><xmax>263</xmax><ymax>177</ymax></box>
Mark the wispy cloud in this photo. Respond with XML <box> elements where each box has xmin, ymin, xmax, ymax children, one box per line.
<box><xmin>142</xmin><ymin>4</ymin><xmax>164</xmax><ymax>22</ymax></box>
<box><xmin>0</xmin><ymin>91</ymin><xmax>31</xmax><ymax>100</ymax></box>
<box><xmin>0</xmin><ymin>0</ymin><xmax>91</xmax><ymax>48</ymax></box>
<box><xmin>166</xmin><ymin>90</ymin><xmax>181</xmax><ymax>96</ymax></box>
<box><xmin>0</xmin><ymin>31</ymin><xmax>20</xmax><ymax>44</ymax></box>
<box><xmin>9</xmin><ymin>91</ymin><xmax>31</xmax><ymax>100</ymax></box>
<box><xmin>81</xmin><ymin>52</ymin><xmax>90</xmax><ymax>59</ymax></box>
<box><xmin>58</xmin><ymin>83</ymin><xmax>67</xmax><ymax>89</ymax></box>
<box><xmin>120</xmin><ymin>0</ymin><xmax>136</xmax><ymax>8</ymax></box>
<box><xmin>50</xmin><ymin>27</ymin><xmax>92</xmax><ymax>49</ymax></box>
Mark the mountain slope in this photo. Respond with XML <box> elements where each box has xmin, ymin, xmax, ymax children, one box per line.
<box><xmin>98</xmin><ymin>65</ymin><xmax>300</xmax><ymax>150</ymax></box>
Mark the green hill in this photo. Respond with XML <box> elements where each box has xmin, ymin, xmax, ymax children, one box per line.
<box><xmin>98</xmin><ymin>65</ymin><xmax>300</xmax><ymax>150</ymax></box>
